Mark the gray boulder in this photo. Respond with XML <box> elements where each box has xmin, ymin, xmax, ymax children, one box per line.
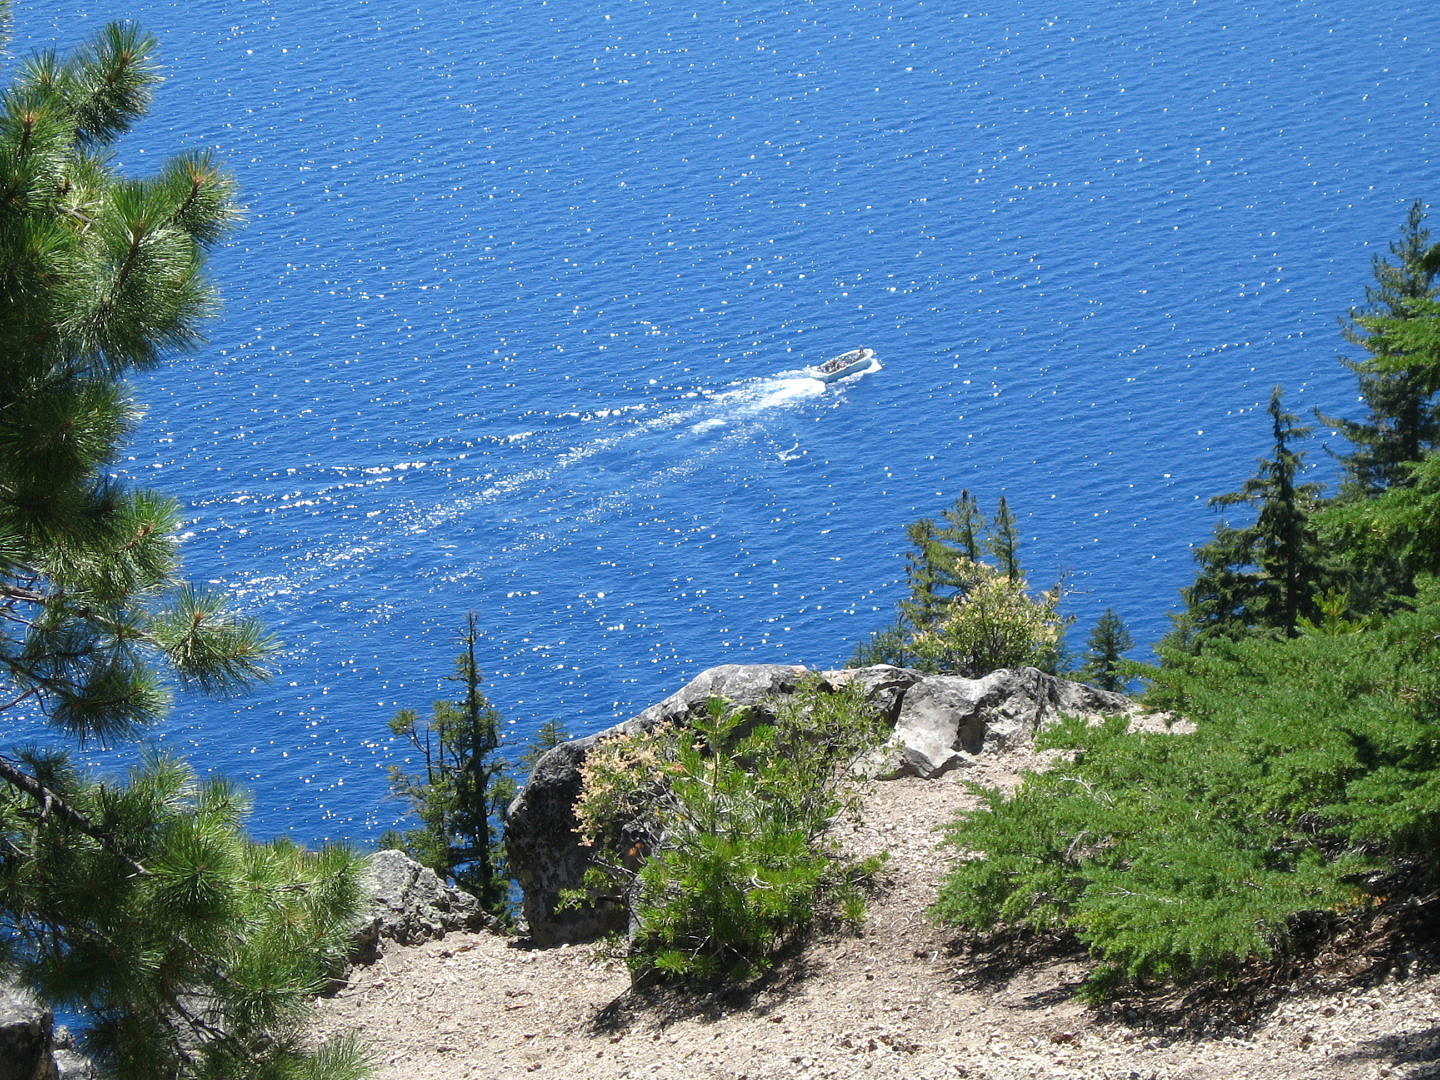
<box><xmin>621</xmin><ymin>663</ymin><xmax>812</xmax><ymax>735</ymax></box>
<box><xmin>0</xmin><ymin>981</ymin><xmax>57</xmax><ymax>1080</ymax></box>
<box><xmin>817</xmin><ymin>664</ymin><xmax>924</xmax><ymax>724</ymax></box>
<box><xmin>351</xmin><ymin>849</ymin><xmax>497</xmax><ymax>961</ymax></box>
<box><xmin>50</xmin><ymin>1034</ymin><xmax>95</xmax><ymax>1080</ymax></box>
<box><xmin>860</xmin><ymin>667</ymin><xmax>1134</xmax><ymax>779</ymax></box>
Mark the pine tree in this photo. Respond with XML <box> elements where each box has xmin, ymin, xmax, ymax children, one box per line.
<box><xmin>1178</xmin><ymin>387</ymin><xmax>1332</xmax><ymax>645</ymax></box>
<box><xmin>0</xmin><ymin>17</ymin><xmax>365</xmax><ymax>1080</ymax></box>
<box><xmin>1321</xmin><ymin>200</ymin><xmax>1440</xmax><ymax>496</ymax></box>
<box><xmin>1080</xmin><ymin>609</ymin><xmax>1134</xmax><ymax>692</ymax></box>
<box><xmin>386</xmin><ymin>613</ymin><xmax>513</xmax><ymax>913</ymax></box>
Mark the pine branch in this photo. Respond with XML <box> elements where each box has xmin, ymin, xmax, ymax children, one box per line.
<box><xmin>0</xmin><ymin>752</ymin><xmax>146</xmax><ymax>877</ymax></box>
<box><xmin>0</xmin><ymin>583</ymin><xmax>45</xmax><ymax>604</ymax></box>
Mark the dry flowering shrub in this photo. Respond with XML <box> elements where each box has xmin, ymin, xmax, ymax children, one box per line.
<box><xmin>572</xmin><ymin>723</ymin><xmax>677</xmax><ymax>857</ymax></box>
<box><xmin>910</xmin><ymin>562</ymin><xmax>1066</xmax><ymax>676</ymax></box>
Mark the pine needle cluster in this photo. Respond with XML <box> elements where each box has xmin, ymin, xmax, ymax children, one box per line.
<box><xmin>0</xmin><ymin>754</ymin><xmax>367</xmax><ymax>1078</ymax></box>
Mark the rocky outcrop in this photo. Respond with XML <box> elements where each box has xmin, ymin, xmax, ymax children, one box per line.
<box><xmin>0</xmin><ymin>981</ymin><xmax>58</xmax><ymax>1080</ymax></box>
<box><xmin>505</xmin><ymin>663</ymin><xmax>1135</xmax><ymax>945</ymax></box>
<box><xmin>815</xmin><ymin>664</ymin><xmax>924</xmax><ymax>724</ymax></box>
<box><xmin>859</xmin><ymin>667</ymin><xmax>1135</xmax><ymax>779</ymax></box>
<box><xmin>505</xmin><ymin>664</ymin><xmax>812</xmax><ymax>945</ymax></box>
<box><xmin>351</xmin><ymin>850</ymin><xmax>498</xmax><ymax>962</ymax></box>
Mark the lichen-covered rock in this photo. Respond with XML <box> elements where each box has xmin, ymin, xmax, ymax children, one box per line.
<box><xmin>817</xmin><ymin>665</ymin><xmax>924</xmax><ymax>724</ymax></box>
<box><xmin>0</xmin><ymin>981</ymin><xmax>57</xmax><ymax>1080</ymax></box>
<box><xmin>859</xmin><ymin>667</ymin><xmax>1134</xmax><ymax>779</ymax></box>
<box><xmin>351</xmin><ymin>850</ymin><xmax>497</xmax><ymax>962</ymax></box>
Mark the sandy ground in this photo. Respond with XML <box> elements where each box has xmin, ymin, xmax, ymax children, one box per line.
<box><xmin>314</xmin><ymin>747</ymin><xmax>1440</xmax><ymax>1080</ymax></box>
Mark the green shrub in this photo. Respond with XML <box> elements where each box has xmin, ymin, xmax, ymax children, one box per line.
<box><xmin>934</xmin><ymin>593</ymin><xmax>1440</xmax><ymax>998</ymax></box>
<box><xmin>571</xmin><ymin>676</ymin><xmax>885</xmax><ymax>983</ymax></box>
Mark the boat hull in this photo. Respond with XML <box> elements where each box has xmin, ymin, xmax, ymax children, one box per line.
<box><xmin>808</xmin><ymin>347</ymin><xmax>875</xmax><ymax>382</ymax></box>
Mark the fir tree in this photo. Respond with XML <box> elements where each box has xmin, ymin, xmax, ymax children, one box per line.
<box><xmin>1317</xmin><ymin>447</ymin><xmax>1440</xmax><ymax>586</ymax></box>
<box><xmin>897</xmin><ymin>517</ymin><xmax>949</xmax><ymax>633</ymax></box>
<box><xmin>0</xmin><ymin>17</ymin><xmax>365</xmax><ymax>1080</ymax></box>
<box><xmin>845</xmin><ymin>618</ymin><xmax>909</xmax><ymax>669</ymax></box>
<box><xmin>985</xmin><ymin>495</ymin><xmax>1022</xmax><ymax>580</ymax></box>
<box><xmin>1177</xmin><ymin>387</ymin><xmax>1332</xmax><ymax>645</ymax></box>
<box><xmin>850</xmin><ymin>495</ymin><xmax>1065</xmax><ymax>674</ymax></box>
<box><xmin>1080</xmin><ymin>609</ymin><xmax>1134</xmax><ymax>692</ymax></box>
<box><xmin>897</xmin><ymin>491</ymin><xmax>993</xmax><ymax>639</ymax></box>
<box><xmin>1321</xmin><ymin>200</ymin><xmax>1440</xmax><ymax>496</ymax></box>
<box><xmin>386</xmin><ymin>613</ymin><xmax>513</xmax><ymax>913</ymax></box>
<box><xmin>939</xmin><ymin>488</ymin><xmax>986</xmax><ymax>563</ymax></box>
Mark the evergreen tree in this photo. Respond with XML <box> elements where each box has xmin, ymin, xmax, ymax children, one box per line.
<box><xmin>897</xmin><ymin>517</ymin><xmax>949</xmax><ymax>633</ymax></box>
<box><xmin>985</xmin><ymin>495</ymin><xmax>1022</xmax><ymax>580</ymax></box>
<box><xmin>1320</xmin><ymin>200</ymin><xmax>1440</xmax><ymax>497</ymax></box>
<box><xmin>1318</xmin><ymin>448</ymin><xmax>1440</xmax><ymax>586</ymax></box>
<box><xmin>1080</xmin><ymin>609</ymin><xmax>1134</xmax><ymax>692</ymax></box>
<box><xmin>936</xmin><ymin>593</ymin><xmax>1440</xmax><ymax>1000</ymax></box>
<box><xmin>0</xmin><ymin>17</ymin><xmax>365</xmax><ymax>1079</ymax></box>
<box><xmin>1176</xmin><ymin>387</ymin><xmax>1332</xmax><ymax>646</ymax></box>
<box><xmin>850</xmin><ymin>495</ymin><xmax>1065</xmax><ymax>674</ymax></box>
<box><xmin>939</xmin><ymin>488</ymin><xmax>986</xmax><ymax>563</ymax></box>
<box><xmin>386</xmin><ymin>613</ymin><xmax>513</xmax><ymax>913</ymax></box>
<box><xmin>518</xmin><ymin>718</ymin><xmax>572</xmax><ymax>776</ymax></box>
<box><xmin>845</xmin><ymin>618</ymin><xmax>910</xmax><ymax>669</ymax></box>
<box><xmin>897</xmin><ymin>491</ymin><xmax>993</xmax><ymax>638</ymax></box>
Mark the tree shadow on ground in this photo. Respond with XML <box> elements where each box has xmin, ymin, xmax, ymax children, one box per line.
<box><xmin>942</xmin><ymin>925</ymin><xmax>1090</xmax><ymax>1005</ymax></box>
<box><xmin>586</xmin><ymin>944</ymin><xmax>823</xmax><ymax>1034</ymax></box>
<box><xmin>940</xmin><ymin>897</ymin><xmax>1440</xmax><ymax>1043</ymax></box>
<box><xmin>1330</xmin><ymin>1025</ymin><xmax>1440</xmax><ymax>1078</ymax></box>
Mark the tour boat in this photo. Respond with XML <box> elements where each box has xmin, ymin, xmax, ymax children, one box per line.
<box><xmin>808</xmin><ymin>347</ymin><xmax>875</xmax><ymax>383</ymax></box>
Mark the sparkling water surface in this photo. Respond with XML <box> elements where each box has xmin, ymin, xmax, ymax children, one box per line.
<box><xmin>10</xmin><ymin>0</ymin><xmax>1438</xmax><ymax>841</ymax></box>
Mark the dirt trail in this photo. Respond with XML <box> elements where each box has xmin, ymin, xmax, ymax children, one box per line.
<box><xmin>314</xmin><ymin>752</ymin><xmax>1440</xmax><ymax>1080</ymax></box>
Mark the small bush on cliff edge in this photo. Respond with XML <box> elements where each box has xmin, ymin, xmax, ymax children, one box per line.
<box><xmin>569</xmin><ymin>676</ymin><xmax>885</xmax><ymax>983</ymax></box>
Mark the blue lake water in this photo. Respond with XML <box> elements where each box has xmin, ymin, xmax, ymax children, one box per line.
<box><xmin>10</xmin><ymin>0</ymin><xmax>1439</xmax><ymax>842</ymax></box>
